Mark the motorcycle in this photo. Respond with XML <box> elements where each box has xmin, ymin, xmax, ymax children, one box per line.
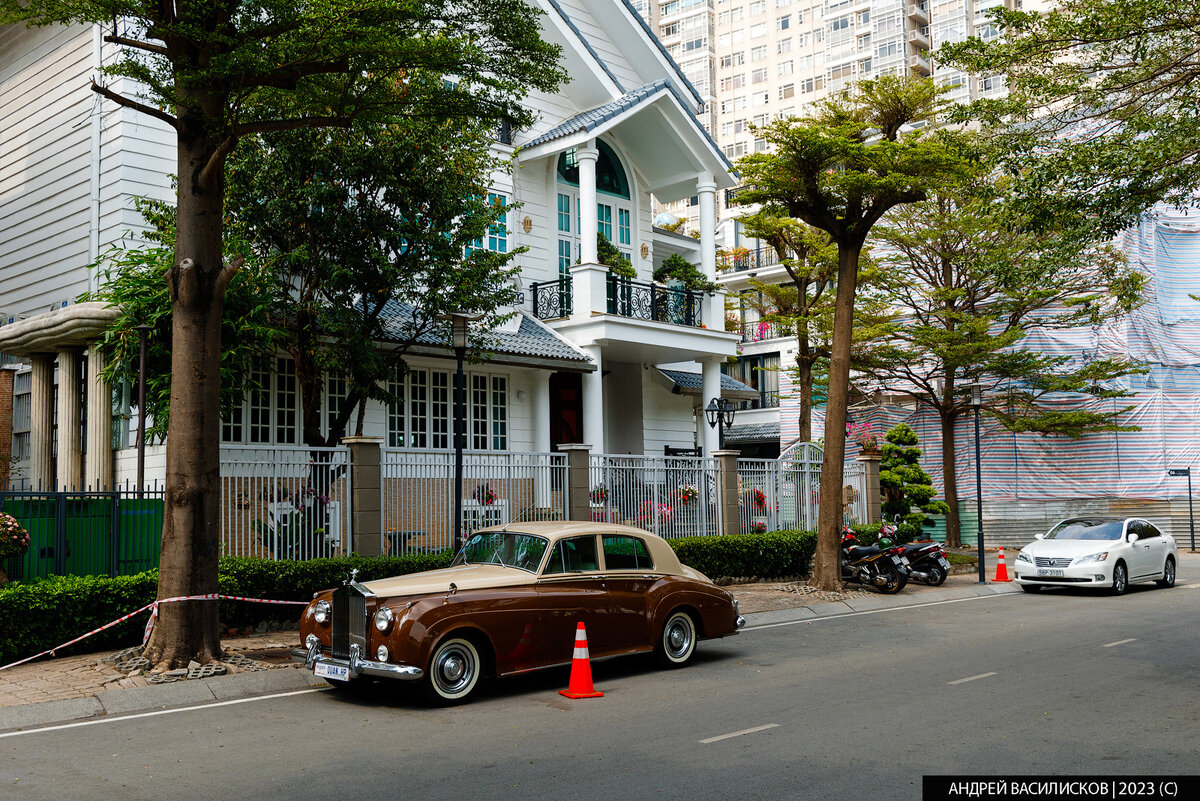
<box><xmin>841</xmin><ymin>527</ymin><xmax>908</xmax><ymax>594</ymax></box>
<box><xmin>877</xmin><ymin>521</ymin><xmax>951</xmax><ymax>586</ymax></box>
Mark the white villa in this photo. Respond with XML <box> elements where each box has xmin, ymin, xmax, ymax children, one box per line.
<box><xmin>0</xmin><ymin>0</ymin><xmax>751</xmax><ymax>496</ymax></box>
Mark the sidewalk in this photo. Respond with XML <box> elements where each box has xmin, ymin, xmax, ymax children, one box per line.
<box><xmin>0</xmin><ymin>550</ymin><xmax>1019</xmax><ymax>733</ymax></box>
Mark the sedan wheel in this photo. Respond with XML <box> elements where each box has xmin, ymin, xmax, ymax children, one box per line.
<box><xmin>1156</xmin><ymin>557</ymin><xmax>1176</xmax><ymax>589</ymax></box>
<box><xmin>1021</xmin><ymin>584</ymin><xmax>1040</xmax><ymax>593</ymax></box>
<box><xmin>1111</xmin><ymin>562</ymin><xmax>1128</xmax><ymax>595</ymax></box>
<box><xmin>656</xmin><ymin>611</ymin><xmax>697</xmax><ymax>668</ymax></box>
<box><xmin>425</xmin><ymin>636</ymin><xmax>481</xmax><ymax>705</ymax></box>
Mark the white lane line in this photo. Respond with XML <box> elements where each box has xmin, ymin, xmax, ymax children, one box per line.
<box><xmin>948</xmin><ymin>672</ymin><xmax>996</xmax><ymax>685</ymax></box>
<box><xmin>1184</xmin><ymin>583</ymin><xmax>1200</xmax><ymax>589</ymax></box>
<box><xmin>744</xmin><ymin>592</ymin><xmax>1019</xmax><ymax>632</ymax></box>
<box><xmin>0</xmin><ymin>688</ymin><xmax>323</xmax><ymax>740</ymax></box>
<box><xmin>1102</xmin><ymin>638</ymin><xmax>1137</xmax><ymax>648</ymax></box>
<box><xmin>699</xmin><ymin>723</ymin><xmax>780</xmax><ymax>744</ymax></box>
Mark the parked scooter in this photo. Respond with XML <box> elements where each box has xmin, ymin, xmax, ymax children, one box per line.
<box><xmin>877</xmin><ymin>520</ymin><xmax>951</xmax><ymax>586</ymax></box>
<box><xmin>840</xmin><ymin>526</ymin><xmax>908</xmax><ymax>594</ymax></box>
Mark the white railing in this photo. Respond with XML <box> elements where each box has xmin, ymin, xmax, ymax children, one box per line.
<box><xmin>219</xmin><ymin>445</ymin><xmax>352</xmax><ymax>560</ymax></box>
<box><xmin>380</xmin><ymin>450</ymin><xmax>567</xmax><ymax>555</ymax></box>
<box><xmin>741</xmin><ymin>442</ymin><xmax>867</xmax><ymax>532</ymax></box>
<box><xmin>589</xmin><ymin>454</ymin><xmax>720</xmax><ymax>538</ymax></box>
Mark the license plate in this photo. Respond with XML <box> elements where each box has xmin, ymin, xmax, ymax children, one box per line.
<box><xmin>1037</xmin><ymin>568</ymin><xmax>1065</xmax><ymax>577</ymax></box>
<box><xmin>900</xmin><ymin>557</ymin><xmax>911</xmax><ymax>567</ymax></box>
<box><xmin>938</xmin><ymin>557</ymin><xmax>950</xmax><ymax>569</ymax></box>
<box><xmin>314</xmin><ymin>662</ymin><xmax>350</xmax><ymax>681</ymax></box>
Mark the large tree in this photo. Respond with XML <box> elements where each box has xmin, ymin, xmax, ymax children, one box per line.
<box><xmin>224</xmin><ymin>111</ymin><xmax>519</xmax><ymax>451</ymax></box>
<box><xmin>938</xmin><ymin>0</ymin><xmax>1200</xmax><ymax>234</ymax></box>
<box><xmin>0</xmin><ymin>0</ymin><xmax>563</xmax><ymax>669</ymax></box>
<box><xmin>863</xmin><ymin>152</ymin><xmax>1145</xmax><ymax>545</ymax></box>
<box><xmin>736</xmin><ymin>76</ymin><xmax>966</xmax><ymax>591</ymax></box>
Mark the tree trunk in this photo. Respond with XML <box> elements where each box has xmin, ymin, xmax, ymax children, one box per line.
<box><xmin>812</xmin><ymin>243</ymin><xmax>860</xmax><ymax>591</ymax></box>
<box><xmin>142</xmin><ymin>121</ymin><xmax>228</xmax><ymax>670</ymax></box>
<box><xmin>940</xmin><ymin>409</ymin><xmax>961</xmax><ymax>548</ymax></box>
<box><xmin>797</xmin><ymin>334</ymin><xmax>812</xmax><ymax>443</ymax></box>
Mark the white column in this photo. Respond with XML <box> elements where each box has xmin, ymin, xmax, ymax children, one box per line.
<box><xmin>578</xmin><ymin>141</ymin><xmax>600</xmax><ymax>264</ymax></box>
<box><xmin>56</xmin><ymin>349</ymin><xmax>82</xmax><ymax>490</ymax></box>
<box><xmin>582</xmin><ymin>345</ymin><xmax>605</xmax><ymax>454</ymax></box>
<box><xmin>85</xmin><ymin>346</ymin><xmax>113</xmax><ymax>489</ymax></box>
<box><xmin>532</xmin><ymin>373</ymin><xmax>552</xmax><ymax>507</ymax></box>
<box><xmin>701</xmin><ymin>357</ymin><xmax>722</xmax><ymax>456</ymax></box>
<box><xmin>697</xmin><ymin>175</ymin><xmax>719</xmax><ymax>327</ymax></box>
<box><xmin>29</xmin><ymin>355</ymin><xmax>55</xmax><ymax>490</ymax></box>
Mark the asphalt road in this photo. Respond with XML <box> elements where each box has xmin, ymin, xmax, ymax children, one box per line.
<box><xmin>4</xmin><ymin>571</ymin><xmax>1200</xmax><ymax>801</ymax></box>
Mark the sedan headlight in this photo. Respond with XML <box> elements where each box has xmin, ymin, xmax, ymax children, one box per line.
<box><xmin>313</xmin><ymin>600</ymin><xmax>331</xmax><ymax>625</ymax></box>
<box><xmin>1074</xmin><ymin>551</ymin><xmax>1109</xmax><ymax>565</ymax></box>
<box><xmin>374</xmin><ymin>607</ymin><xmax>395</xmax><ymax>633</ymax></box>
<box><xmin>1016</xmin><ymin>551</ymin><xmax>1033</xmax><ymax>564</ymax></box>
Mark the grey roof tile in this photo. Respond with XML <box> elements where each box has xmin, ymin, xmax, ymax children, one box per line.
<box><xmin>526</xmin><ymin>81</ymin><xmax>669</xmax><ymax>148</ymax></box>
<box><xmin>658</xmin><ymin>368</ymin><xmax>757</xmax><ymax>397</ymax></box>
<box><xmin>725</xmin><ymin>421</ymin><xmax>780</xmax><ymax>442</ymax></box>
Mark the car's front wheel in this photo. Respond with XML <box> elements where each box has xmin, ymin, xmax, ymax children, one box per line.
<box><xmin>656</xmin><ymin>610</ymin><xmax>697</xmax><ymax>668</ymax></box>
<box><xmin>1111</xmin><ymin>562</ymin><xmax>1129</xmax><ymax>595</ymax></box>
<box><xmin>425</xmin><ymin>636</ymin><xmax>482</xmax><ymax>705</ymax></box>
<box><xmin>1156</xmin><ymin>557</ymin><xmax>1176</xmax><ymax>589</ymax></box>
<box><xmin>1021</xmin><ymin>584</ymin><xmax>1040</xmax><ymax>593</ymax></box>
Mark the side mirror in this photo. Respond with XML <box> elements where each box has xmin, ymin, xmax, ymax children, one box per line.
<box><xmin>1127</xmin><ymin>533</ymin><xmax>1139</xmax><ymax>545</ymax></box>
<box><xmin>1034</xmin><ymin>533</ymin><xmax>1046</xmax><ymax>540</ymax></box>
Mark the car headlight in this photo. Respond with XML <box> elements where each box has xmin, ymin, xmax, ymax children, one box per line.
<box><xmin>1016</xmin><ymin>551</ymin><xmax>1033</xmax><ymax>564</ymax></box>
<box><xmin>374</xmin><ymin>607</ymin><xmax>395</xmax><ymax>633</ymax></box>
<box><xmin>376</xmin><ymin>645</ymin><xmax>390</xmax><ymax>662</ymax></box>
<box><xmin>1074</xmin><ymin>551</ymin><xmax>1108</xmax><ymax>565</ymax></box>
<box><xmin>313</xmin><ymin>600</ymin><xmax>331</xmax><ymax>625</ymax></box>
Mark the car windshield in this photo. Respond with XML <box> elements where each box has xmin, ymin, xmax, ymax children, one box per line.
<box><xmin>452</xmin><ymin>532</ymin><xmax>549</xmax><ymax>573</ymax></box>
<box><xmin>1044</xmin><ymin>520</ymin><xmax>1125</xmax><ymax>541</ymax></box>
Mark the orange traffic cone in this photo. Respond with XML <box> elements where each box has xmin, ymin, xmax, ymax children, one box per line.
<box><xmin>994</xmin><ymin>546</ymin><xmax>1011</xmax><ymax>582</ymax></box>
<box><xmin>559</xmin><ymin>621</ymin><xmax>604</xmax><ymax>699</ymax></box>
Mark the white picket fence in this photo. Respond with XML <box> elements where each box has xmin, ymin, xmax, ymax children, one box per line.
<box><xmin>219</xmin><ymin>445</ymin><xmax>352</xmax><ymax>560</ymax></box>
<box><xmin>737</xmin><ymin>442</ymin><xmax>867</xmax><ymax>534</ymax></box>
<box><xmin>379</xmin><ymin>449</ymin><xmax>567</xmax><ymax>555</ymax></box>
<box><xmin>588</xmin><ymin>454</ymin><xmax>721</xmax><ymax>539</ymax></box>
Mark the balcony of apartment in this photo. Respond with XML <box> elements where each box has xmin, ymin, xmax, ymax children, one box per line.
<box><xmin>738</xmin><ymin>319</ymin><xmax>795</xmax><ymax>344</ymax></box>
<box><xmin>721</xmin><ymin>247</ymin><xmax>785</xmax><ymax>273</ymax></box>
<box><xmin>908</xmin><ymin>53</ymin><xmax>932</xmax><ymax>76</ymax></box>
<box><xmin>906</xmin><ymin>2</ymin><xmax>929</xmax><ymax>24</ymax></box>
<box><xmin>906</xmin><ymin>28</ymin><xmax>930</xmax><ymax>50</ymax></box>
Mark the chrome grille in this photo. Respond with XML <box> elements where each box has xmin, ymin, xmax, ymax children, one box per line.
<box><xmin>331</xmin><ymin>583</ymin><xmax>368</xmax><ymax>660</ymax></box>
<box><xmin>1035</xmin><ymin>556</ymin><xmax>1073</xmax><ymax>568</ymax></box>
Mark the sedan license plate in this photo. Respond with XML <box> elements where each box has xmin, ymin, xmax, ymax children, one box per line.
<box><xmin>937</xmin><ymin>557</ymin><xmax>950</xmax><ymax>569</ymax></box>
<box><xmin>1037</xmin><ymin>568</ymin><xmax>1065</xmax><ymax>577</ymax></box>
<box><xmin>314</xmin><ymin>662</ymin><xmax>350</xmax><ymax>682</ymax></box>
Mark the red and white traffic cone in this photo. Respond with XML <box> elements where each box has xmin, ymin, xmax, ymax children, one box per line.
<box><xmin>994</xmin><ymin>546</ymin><xmax>1011</xmax><ymax>582</ymax></box>
<box><xmin>559</xmin><ymin>621</ymin><xmax>603</xmax><ymax>699</ymax></box>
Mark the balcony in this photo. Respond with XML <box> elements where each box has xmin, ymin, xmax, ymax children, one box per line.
<box><xmin>907</xmin><ymin>29</ymin><xmax>930</xmax><ymax>49</ymax></box>
<box><xmin>720</xmin><ymin>248</ymin><xmax>785</xmax><ymax>273</ymax></box>
<box><xmin>908</xmin><ymin>53</ymin><xmax>932</xmax><ymax>75</ymax></box>
<box><xmin>739</xmin><ymin>319</ymin><xmax>795</xmax><ymax>343</ymax></box>
<box><xmin>531</xmin><ymin>276</ymin><xmax>573</xmax><ymax>320</ymax></box>
<box><xmin>529</xmin><ymin>273</ymin><xmax>707</xmax><ymax>329</ymax></box>
<box><xmin>906</xmin><ymin>3</ymin><xmax>929</xmax><ymax>23</ymax></box>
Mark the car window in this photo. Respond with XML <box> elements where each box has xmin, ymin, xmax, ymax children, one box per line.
<box><xmin>542</xmin><ymin>536</ymin><xmax>600</xmax><ymax>574</ymax></box>
<box><xmin>1045</xmin><ymin>520</ymin><xmax>1125</xmax><ymax>541</ymax></box>
<box><xmin>1134</xmin><ymin>521</ymin><xmax>1159</xmax><ymax>539</ymax></box>
<box><xmin>602</xmin><ymin>535</ymin><xmax>654</xmax><ymax>570</ymax></box>
<box><xmin>452</xmin><ymin>532</ymin><xmax>548</xmax><ymax>572</ymax></box>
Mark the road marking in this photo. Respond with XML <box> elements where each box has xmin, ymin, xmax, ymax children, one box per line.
<box><xmin>0</xmin><ymin>688</ymin><xmax>323</xmax><ymax>740</ymax></box>
<box><xmin>948</xmin><ymin>672</ymin><xmax>996</xmax><ymax>685</ymax></box>
<box><xmin>744</xmin><ymin>592</ymin><xmax>1020</xmax><ymax>632</ymax></box>
<box><xmin>1184</xmin><ymin>583</ymin><xmax>1200</xmax><ymax>589</ymax></box>
<box><xmin>1103</xmin><ymin>638</ymin><xmax>1137</xmax><ymax>647</ymax></box>
<box><xmin>699</xmin><ymin>723</ymin><xmax>780</xmax><ymax>744</ymax></box>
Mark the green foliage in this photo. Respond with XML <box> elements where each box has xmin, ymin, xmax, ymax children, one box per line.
<box><xmin>938</xmin><ymin>0</ymin><xmax>1200</xmax><ymax>236</ymax></box>
<box><xmin>654</xmin><ymin>254</ymin><xmax>718</xmax><ymax>292</ymax></box>
<box><xmin>843</xmin><ymin>521</ymin><xmax>924</xmax><ymax>547</ymax></box>
<box><xmin>878</xmin><ymin>424</ymin><xmax>949</xmax><ymax>529</ymax></box>
<box><xmin>668</xmin><ymin>530</ymin><xmax>817</xmax><ymax>580</ymax></box>
<box><xmin>596</xmin><ymin>233</ymin><xmax>636</xmax><ymax>279</ymax></box>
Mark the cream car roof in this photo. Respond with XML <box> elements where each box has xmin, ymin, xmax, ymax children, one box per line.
<box><xmin>478</xmin><ymin>521</ymin><xmax>685</xmax><ymax>576</ymax></box>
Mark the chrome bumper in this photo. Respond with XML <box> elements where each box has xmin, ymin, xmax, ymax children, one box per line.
<box><xmin>292</xmin><ymin>639</ymin><xmax>424</xmax><ymax>681</ymax></box>
<box><xmin>736</xmin><ymin>615</ymin><xmax>746</xmax><ymax>629</ymax></box>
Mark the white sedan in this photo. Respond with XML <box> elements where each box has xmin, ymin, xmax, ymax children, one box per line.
<box><xmin>1013</xmin><ymin>517</ymin><xmax>1178</xmax><ymax>595</ymax></box>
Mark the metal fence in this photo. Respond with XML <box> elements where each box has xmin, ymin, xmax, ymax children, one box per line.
<box><xmin>219</xmin><ymin>445</ymin><xmax>352</xmax><ymax>561</ymax></box>
<box><xmin>0</xmin><ymin>488</ymin><xmax>165</xmax><ymax>580</ymax></box>
<box><xmin>589</xmin><ymin>454</ymin><xmax>720</xmax><ymax>538</ymax></box>
<box><xmin>381</xmin><ymin>450</ymin><xmax>567</xmax><ymax>555</ymax></box>
<box><xmin>737</xmin><ymin>443</ymin><xmax>868</xmax><ymax>534</ymax></box>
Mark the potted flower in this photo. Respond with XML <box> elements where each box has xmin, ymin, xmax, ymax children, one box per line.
<box><xmin>590</xmin><ymin>485</ymin><xmax>608</xmax><ymax>504</ymax></box>
<box><xmin>0</xmin><ymin>512</ymin><xmax>30</xmax><ymax>586</ymax></box>
<box><xmin>677</xmin><ymin>484</ymin><xmax>699</xmax><ymax>505</ymax></box>
<box><xmin>472</xmin><ymin>484</ymin><xmax>498</xmax><ymax>506</ymax></box>
<box><xmin>847</xmin><ymin>421</ymin><xmax>880</xmax><ymax>454</ymax></box>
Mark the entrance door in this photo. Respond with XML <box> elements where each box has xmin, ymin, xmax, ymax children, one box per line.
<box><xmin>549</xmin><ymin>372</ymin><xmax>583</xmax><ymax>449</ymax></box>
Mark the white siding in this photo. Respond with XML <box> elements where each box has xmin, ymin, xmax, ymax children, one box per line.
<box><xmin>559</xmin><ymin>0</ymin><xmax>644</xmax><ymax>90</ymax></box>
<box><xmin>642</xmin><ymin>366</ymin><xmax>700</xmax><ymax>455</ymax></box>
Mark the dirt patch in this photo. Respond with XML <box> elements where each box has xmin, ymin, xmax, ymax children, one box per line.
<box><xmin>729</xmin><ymin>580</ymin><xmax>878</xmax><ymax>614</ymax></box>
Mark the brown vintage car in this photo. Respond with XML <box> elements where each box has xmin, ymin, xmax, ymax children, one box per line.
<box><xmin>297</xmin><ymin>521</ymin><xmax>744</xmax><ymax>703</ymax></box>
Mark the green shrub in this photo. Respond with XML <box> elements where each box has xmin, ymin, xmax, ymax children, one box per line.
<box><xmin>668</xmin><ymin>530</ymin><xmax>817</xmax><ymax>580</ymax></box>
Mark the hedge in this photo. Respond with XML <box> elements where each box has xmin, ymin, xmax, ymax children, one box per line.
<box><xmin>1</xmin><ymin>531</ymin><xmax>820</xmax><ymax>664</ymax></box>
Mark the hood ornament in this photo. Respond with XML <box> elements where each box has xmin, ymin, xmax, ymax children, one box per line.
<box><xmin>345</xmin><ymin>567</ymin><xmax>360</xmax><ymax>585</ymax></box>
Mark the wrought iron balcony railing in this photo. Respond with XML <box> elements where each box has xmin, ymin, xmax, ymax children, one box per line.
<box><xmin>606</xmin><ymin>274</ymin><xmax>704</xmax><ymax>328</ymax></box>
<box><xmin>530</xmin><ymin>276</ymin><xmax>573</xmax><ymax>320</ymax></box>
<box><xmin>740</xmin><ymin>319</ymin><xmax>795</xmax><ymax>342</ymax></box>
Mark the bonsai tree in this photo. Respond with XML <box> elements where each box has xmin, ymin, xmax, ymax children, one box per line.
<box><xmin>654</xmin><ymin>253</ymin><xmax>718</xmax><ymax>292</ymax></box>
<box><xmin>597</xmin><ymin>233</ymin><xmax>636</xmax><ymax>279</ymax></box>
<box><xmin>879</xmin><ymin>423</ymin><xmax>949</xmax><ymax>530</ymax></box>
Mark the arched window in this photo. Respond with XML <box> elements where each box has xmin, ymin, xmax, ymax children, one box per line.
<box><xmin>556</xmin><ymin>140</ymin><xmax>630</xmax><ymax>199</ymax></box>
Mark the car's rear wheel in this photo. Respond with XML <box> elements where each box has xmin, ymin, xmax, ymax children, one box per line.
<box><xmin>1111</xmin><ymin>562</ymin><xmax>1128</xmax><ymax>595</ymax></box>
<box><xmin>656</xmin><ymin>610</ymin><xmax>697</xmax><ymax>668</ymax></box>
<box><xmin>1021</xmin><ymin>584</ymin><xmax>1040</xmax><ymax>593</ymax></box>
<box><xmin>425</xmin><ymin>636</ymin><xmax>482</xmax><ymax>705</ymax></box>
<box><xmin>1156</xmin><ymin>556</ymin><xmax>1176</xmax><ymax>589</ymax></box>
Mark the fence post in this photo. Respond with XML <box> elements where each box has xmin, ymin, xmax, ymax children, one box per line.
<box><xmin>714</xmin><ymin>450</ymin><xmax>740</xmax><ymax>537</ymax></box>
<box><xmin>343</xmin><ymin>436</ymin><xmax>383</xmax><ymax>556</ymax></box>
<box><xmin>559</xmin><ymin>444</ymin><xmax>592</xmax><ymax>522</ymax></box>
<box><xmin>856</xmin><ymin>452</ymin><xmax>882</xmax><ymax>524</ymax></box>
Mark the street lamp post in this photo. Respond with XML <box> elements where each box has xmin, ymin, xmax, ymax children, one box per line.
<box><xmin>704</xmin><ymin>397</ymin><xmax>736</xmax><ymax>450</ymax></box>
<box><xmin>965</xmin><ymin>383</ymin><xmax>985</xmax><ymax>583</ymax></box>
<box><xmin>447</xmin><ymin>313</ymin><xmax>471</xmax><ymax>557</ymax></box>
<box><xmin>135</xmin><ymin>324</ymin><xmax>151</xmax><ymax>498</ymax></box>
<box><xmin>1167</xmin><ymin>467</ymin><xmax>1194</xmax><ymax>552</ymax></box>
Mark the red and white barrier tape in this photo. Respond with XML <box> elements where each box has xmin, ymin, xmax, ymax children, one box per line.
<box><xmin>0</xmin><ymin>594</ymin><xmax>309</xmax><ymax>673</ymax></box>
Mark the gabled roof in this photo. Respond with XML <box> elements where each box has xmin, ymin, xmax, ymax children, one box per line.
<box><xmin>613</xmin><ymin>0</ymin><xmax>705</xmax><ymax>107</ymax></box>
<box><xmin>658</xmin><ymin>368</ymin><xmax>758</xmax><ymax>400</ymax></box>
